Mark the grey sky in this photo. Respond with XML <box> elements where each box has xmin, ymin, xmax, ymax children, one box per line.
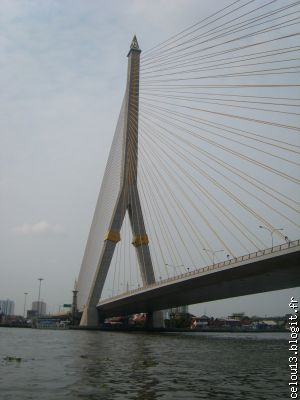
<box><xmin>0</xmin><ymin>0</ymin><xmax>299</xmax><ymax>317</ymax></box>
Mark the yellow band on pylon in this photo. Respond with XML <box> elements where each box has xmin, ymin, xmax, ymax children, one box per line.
<box><xmin>104</xmin><ymin>231</ymin><xmax>121</xmax><ymax>242</ymax></box>
<box><xmin>132</xmin><ymin>234</ymin><xmax>149</xmax><ymax>247</ymax></box>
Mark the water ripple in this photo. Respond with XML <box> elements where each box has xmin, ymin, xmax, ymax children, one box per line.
<box><xmin>0</xmin><ymin>328</ymin><xmax>288</xmax><ymax>399</ymax></box>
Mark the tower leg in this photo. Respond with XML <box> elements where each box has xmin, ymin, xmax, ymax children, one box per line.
<box><xmin>80</xmin><ymin>194</ymin><xmax>126</xmax><ymax>327</ymax></box>
<box><xmin>128</xmin><ymin>186</ymin><xmax>155</xmax><ymax>285</ymax></box>
<box><xmin>80</xmin><ymin>306</ymin><xmax>99</xmax><ymax>327</ymax></box>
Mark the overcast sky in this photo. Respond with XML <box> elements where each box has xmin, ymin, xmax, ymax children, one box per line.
<box><xmin>0</xmin><ymin>0</ymin><xmax>299</xmax><ymax>317</ymax></box>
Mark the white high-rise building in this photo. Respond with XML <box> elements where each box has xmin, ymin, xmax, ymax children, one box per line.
<box><xmin>0</xmin><ymin>299</ymin><xmax>15</xmax><ymax>316</ymax></box>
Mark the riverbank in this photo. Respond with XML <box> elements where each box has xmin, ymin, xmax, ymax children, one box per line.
<box><xmin>0</xmin><ymin>323</ymin><xmax>287</xmax><ymax>333</ymax></box>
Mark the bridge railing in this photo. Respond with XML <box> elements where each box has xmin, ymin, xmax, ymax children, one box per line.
<box><xmin>100</xmin><ymin>239</ymin><xmax>299</xmax><ymax>303</ymax></box>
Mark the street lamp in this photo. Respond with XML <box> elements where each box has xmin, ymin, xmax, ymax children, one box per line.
<box><xmin>203</xmin><ymin>248</ymin><xmax>224</xmax><ymax>265</ymax></box>
<box><xmin>37</xmin><ymin>278</ymin><xmax>44</xmax><ymax>317</ymax></box>
<box><xmin>23</xmin><ymin>292</ymin><xmax>28</xmax><ymax>318</ymax></box>
<box><xmin>259</xmin><ymin>226</ymin><xmax>284</xmax><ymax>248</ymax></box>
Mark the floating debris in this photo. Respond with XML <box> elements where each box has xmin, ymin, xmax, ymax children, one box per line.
<box><xmin>3</xmin><ymin>356</ymin><xmax>22</xmax><ymax>362</ymax></box>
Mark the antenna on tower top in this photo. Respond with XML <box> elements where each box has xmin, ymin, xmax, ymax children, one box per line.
<box><xmin>131</xmin><ymin>35</ymin><xmax>139</xmax><ymax>50</ymax></box>
<box><xmin>128</xmin><ymin>35</ymin><xmax>141</xmax><ymax>56</ymax></box>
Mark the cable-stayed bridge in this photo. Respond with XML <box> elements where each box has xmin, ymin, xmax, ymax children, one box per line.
<box><xmin>77</xmin><ymin>0</ymin><xmax>300</xmax><ymax>327</ymax></box>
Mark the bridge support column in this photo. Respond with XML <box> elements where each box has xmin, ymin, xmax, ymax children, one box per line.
<box><xmin>146</xmin><ymin>310</ymin><xmax>165</xmax><ymax>329</ymax></box>
<box><xmin>80</xmin><ymin>306</ymin><xmax>100</xmax><ymax>327</ymax></box>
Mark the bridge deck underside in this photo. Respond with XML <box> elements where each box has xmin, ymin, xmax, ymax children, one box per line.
<box><xmin>97</xmin><ymin>250</ymin><xmax>300</xmax><ymax>318</ymax></box>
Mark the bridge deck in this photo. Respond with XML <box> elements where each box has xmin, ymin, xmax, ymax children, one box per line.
<box><xmin>97</xmin><ymin>240</ymin><xmax>300</xmax><ymax>317</ymax></box>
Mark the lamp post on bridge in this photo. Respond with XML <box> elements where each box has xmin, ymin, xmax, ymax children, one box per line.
<box><xmin>37</xmin><ymin>278</ymin><xmax>44</xmax><ymax>317</ymax></box>
<box><xmin>259</xmin><ymin>226</ymin><xmax>284</xmax><ymax>249</ymax></box>
<box><xmin>203</xmin><ymin>249</ymin><xmax>225</xmax><ymax>265</ymax></box>
<box><xmin>23</xmin><ymin>292</ymin><xmax>28</xmax><ymax>318</ymax></box>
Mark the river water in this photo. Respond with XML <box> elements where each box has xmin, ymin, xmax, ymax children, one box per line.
<box><xmin>0</xmin><ymin>328</ymin><xmax>288</xmax><ymax>399</ymax></box>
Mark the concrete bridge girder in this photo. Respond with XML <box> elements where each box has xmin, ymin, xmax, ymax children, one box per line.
<box><xmin>97</xmin><ymin>244</ymin><xmax>300</xmax><ymax>318</ymax></box>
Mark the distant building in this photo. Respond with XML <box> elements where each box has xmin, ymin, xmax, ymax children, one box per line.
<box><xmin>27</xmin><ymin>309</ymin><xmax>38</xmax><ymax>319</ymax></box>
<box><xmin>222</xmin><ymin>318</ymin><xmax>242</xmax><ymax>327</ymax></box>
<box><xmin>191</xmin><ymin>315</ymin><xmax>211</xmax><ymax>329</ymax></box>
<box><xmin>164</xmin><ymin>305</ymin><xmax>189</xmax><ymax>319</ymax></box>
<box><xmin>32</xmin><ymin>301</ymin><xmax>47</xmax><ymax>315</ymax></box>
<box><xmin>228</xmin><ymin>313</ymin><xmax>245</xmax><ymax>320</ymax></box>
<box><xmin>252</xmin><ymin>320</ymin><xmax>278</xmax><ymax>330</ymax></box>
<box><xmin>0</xmin><ymin>299</ymin><xmax>15</xmax><ymax>316</ymax></box>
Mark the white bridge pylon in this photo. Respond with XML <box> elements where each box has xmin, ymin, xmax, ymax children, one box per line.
<box><xmin>79</xmin><ymin>37</ymin><xmax>156</xmax><ymax>326</ymax></box>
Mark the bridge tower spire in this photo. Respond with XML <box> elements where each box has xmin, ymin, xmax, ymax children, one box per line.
<box><xmin>80</xmin><ymin>36</ymin><xmax>156</xmax><ymax>326</ymax></box>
